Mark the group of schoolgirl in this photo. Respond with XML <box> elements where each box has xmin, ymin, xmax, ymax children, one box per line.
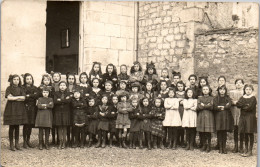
<box><xmin>3</xmin><ymin>61</ymin><xmax>257</xmax><ymax>157</ymax></box>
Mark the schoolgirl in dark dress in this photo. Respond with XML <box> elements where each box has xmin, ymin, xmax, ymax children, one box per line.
<box><xmin>129</xmin><ymin>99</ymin><xmax>142</xmax><ymax>149</ymax></box>
<box><xmin>140</xmin><ymin>97</ymin><xmax>153</xmax><ymax>150</ymax></box>
<box><xmin>51</xmin><ymin>72</ymin><xmax>61</xmax><ymax>145</ymax></box>
<box><xmin>213</xmin><ymin>85</ymin><xmax>233</xmax><ymax>154</ymax></box>
<box><xmin>71</xmin><ymin>90</ymin><xmax>87</xmax><ymax>148</ymax></box>
<box><xmin>89</xmin><ymin>78</ymin><xmax>103</xmax><ymax>105</ymax></box>
<box><xmin>117</xmin><ymin>64</ymin><xmax>130</xmax><ymax>90</ymax></box>
<box><xmin>86</xmin><ymin>96</ymin><xmax>99</xmax><ymax>147</ymax></box>
<box><xmin>237</xmin><ymin>84</ymin><xmax>257</xmax><ymax>157</ymax></box>
<box><xmin>109</xmin><ymin>95</ymin><xmax>119</xmax><ymax>147</ymax></box>
<box><xmin>78</xmin><ymin>72</ymin><xmax>92</xmax><ymax>101</ymax></box>
<box><xmin>4</xmin><ymin>74</ymin><xmax>28</xmax><ymax>151</ymax></box>
<box><xmin>66</xmin><ymin>73</ymin><xmax>79</xmax><ymax>147</ymax></box>
<box><xmin>22</xmin><ymin>73</ymin><xmax>38</xmax><ymax>148</ymax></box>
<box><xmin>53</xmin><ymin>81</ymin><xmax>72</xmax><ymax>149</ymax></box>
<box><xmin>102</xmin><ymin>63</ymin><xmax>118</xmax><ymax>91</ymax></box>
<box><xmin>150</xmin><ymin>98</ymin><xmax>166</xmax><ymax>149</ymax></box>
<box><xmin>35</xmin><ymin>86</ymin><xmax>54</xmax><ymax>150</ymax></box>
<box><xmin>96</xmin><ymin>95</ymin><xmax>111</xmax><ymax>148</ymax></box>
<box><xmin>142</xmin><ymin>61</ymin><xmax>158</xmax><ymax>91</ymax></box>
<box><xmin>89</xmin><ymin>62</ymin><xmax>103</xmax><ymax>88</ymax></box>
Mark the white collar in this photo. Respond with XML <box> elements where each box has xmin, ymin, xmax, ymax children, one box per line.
<box><xmin>243</xmin><ymin>94</ymin><xmax>253</xmax><ymax>98</ymax></box>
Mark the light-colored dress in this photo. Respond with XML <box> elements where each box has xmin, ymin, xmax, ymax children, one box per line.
<box><xmin>229</xmin><ymin>89</ymin><xmax>244</xmax><ymax>125</ymax></box>
<box><xmin>163</xmin><ymin>98</ymin><xmax>181</xmax><ymax>127</ymax></box>
<box><xmin>182</xmin><ymin>99</ymin><xmax>197</xmax><ymax>128</ymax></box>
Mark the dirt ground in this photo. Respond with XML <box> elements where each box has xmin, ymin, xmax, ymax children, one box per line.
<box><xmin>0</xmin><ymin>125</ymin><xmax>257</xmax><ymax>167</ymax></box>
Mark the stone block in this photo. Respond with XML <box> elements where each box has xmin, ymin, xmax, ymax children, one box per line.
<box><xmin>126</xmin><ymin>38</ymin><xmax>134</xmax><ymax>51</ymax></box>
<box><xmin>161</xmin><ymin>29</ymin><xmax>169</xmax><ymax>36</ymax></box>
<box><xmin>121</xmin><ymin>26</ymin><xmax>134</xmax><ymax>38</ymax></box>
<box><xmin>163</xmin><ymin>16</ymin><xmax>172</xmax><ymax>23</ymax></box>
<box><xmin>161</xmin><ymin>50</ymin><xmax>168</xmax><ymax>56</ymax></box>
<box><xmin>171</xmin><ymin>41</ymin><xmax>176</xmax><ymax>48</ymax></box>
<box><xmin>163</xmin><ymin>43</ymin><xmax>170</xmax><ymax>49</ymax></box>
<box><xmin>105</xmin><ymin>24</ymin><xmax>120</xmax><ymax>37</ymax></box>
<box><xmin>177</xmin><ymin>40</ymin><xmax>186</xmax><ymax>47</ymax></box>
<box><xmin>86</xmin><ymin>1</ymin><xmax>106</xmax><ymax>12</ymax></box>
<box><xmin>175</xmin><ymin>34</ymin><xmax>182</xmax><ymax>40</ymax></box>
<box><xmin>174</xmin><ymin>27</ymin><xmax>180</xmax><ymax>34</ymax></box>
<box><xmin>84</xmin><ymin>35</ymin><xmax>110</xmax><ymax>48</ymax></box>
<box><xmin>175</xmin><ymin>48</ymin><xmax>183</xmax><ymax>54</ymax></box>
<box><xmin>166</xmin><ymin>35</ymin><xmax>174</xmax><ymax>42</ymax></box>
<box><xmin>122</xmin><ymin>5</ymin><xmax>134</xmax><ymax>17</ymax></box>
<box><xmin>111</xmin><ymin>37</ymin><xmax>126</xmax><ymax>50</ymax></box>
<box><xmin>119</xmin><ymin>50</ymin><xmax>134</xmax><ymax>66</ymax></box>
<box><xmin>105</xmin><ymin>2</ymin><xmax>122</xmax><ymax>15</ymax></box>
<box><xmin>149</xmin><ymin>43</ymin><xmax>157</xmax><ymax>48</ymax></box>
<box><xmin>85</xmin><ymin>21</ymin><xmax>105</xmax><ymax>36</ymax></box>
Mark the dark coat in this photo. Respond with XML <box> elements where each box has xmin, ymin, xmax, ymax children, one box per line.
<box><xmin>23</xmin><ymin>85</ymin><xmax>38</xmax><ymax>125</ymax></box>
<box><xmin>237</xmin><ymin>96</ymin><xmax>257</xmax><ymax>133</ymax></box>
<box><xmin>86</xmin><ymin>106</ymin><xmax>99</xmax><ymax>134</ymax></box>
<box><xmin>141</xmin><ymin>106</ymin><xmax>152</xmax><ymax>132</ymax></box>
<box><xmin>129</xmin><ymin>106</ymin><xmax>143</xmax><ymax>132</ymax></box>
<box><xmin>4</xmin><ymin>86</ymin><xmax>28</xmax><ymax>125</ymax></box>
<box><xmin>102</xmin><ymin>73</ymin><xmax>118</xmax><ymax>91</ymax></box>
<box><xmin>35</xmin><ymin>97</ymin><xmax>54</xmax><ymax>128</ymax></box>
<box><xmin>97</xmin><ymin>105</ymin><xmax>111</xmax><ymax>131</ymax></box>
<box><xmin>213</xmin><ymin>95</ymin><xmax>234</xmax><ymax>131</ymax></box>
<box><xmin>53</xmin><ymin>91</ymin><xmax>72</xmax><ymax>126</ymax></box>
<box><xmin>196</xmin><ymin>96</ymin><xmax>215</xmax><ymax>133</ymax></box>
<box><xmin>72</xmin><ymin>98</ymin><xmax>87</xmax><ymax>124</ymax></box>
<box><xmin>150</xmin><ymin>106</ymin><xmax>165</xmax><ymax>137</ymax></box>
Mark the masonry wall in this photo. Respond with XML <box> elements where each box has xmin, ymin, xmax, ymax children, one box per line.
<box><xmin>82</xmin><ymin>1</ymin><xmax>136</xmax><ymax>73</ymax></box>
<box><xmin>137</xmin><ymin>2</ymin><xmax>258</xmax><ymax>83</ymax></box>
<box><xmin>194</xmin><ymin>28</ymin><xmax>258</xmax><ymax>93</ymax></box>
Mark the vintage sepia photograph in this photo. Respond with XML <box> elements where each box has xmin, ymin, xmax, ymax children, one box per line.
<box><xmin>1</xmin><ymin>0</ymin><xmax>259</xmax><ymax>167</ymax></box>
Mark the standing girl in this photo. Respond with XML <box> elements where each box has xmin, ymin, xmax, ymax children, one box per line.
<box><xmin>96</xmin><ymin>95</ymin><xmax>111</xmax><ymax>148</ymax></box>
<box><xmin>163</xmin><ymin>88</ymin><xmax>180</xmax><ymax>149</ymax></box>
<box><xmin>142</xmin><ymin>61</ymin><xmax>158</xmax><ymax>90</ymax></box>
<box><xmin>51</xmin><ymin>72</ymin><xmax>61</xmax><ymax>145</ymax></box>
<box><xmin>150</xmin><ymin>98</ymin><xmax>165</xmax><ymax>149</ymax></box>
<box><xmin>35</xmin><ymin>87</ymin><xmax>54</xmax><ymax>150</ymax></box>
<box><xmin>182</xmin><ymin>88</ymin><xmax>197</xmax><ymax>151</ymax></box>
<box><xmin>78</xmin><ymin>72</ymin><xmax>91</xmax><ymax>101</ymax></box>
<box><xmin>66</xmin><ymin>73</ymin><xmax>78</xmax><ymax>147</ymax></box>
<box><xmin>197</xmin><ymin>85</ymin><xmax>215</xmax><ymax>152</ymax></box>
<box><xmin>53</xmin><ymin>81</ymin><xmax>72</xmax><ymax>149</ymax></box>
<box><xmin>116</xmin><ymin>80</ymin><xmax>129</xmax><ymax>97</ymax></box>
<box><xmin>89</xmin><ymin>78</ymin><xmax>103</xmax><ymax>105</ymax></box>
<box><xmin>117</xmin><ymin>64</ymin><xmax>130</xmax><ymax>90</ymax></box>
<box><xmin>71</xmin><ymin>90</ymin><xmax>87</xmax><ymax>148</ymax></box>
<box><xmin>4</xmin><ymin>75</ymin><xmax>28</xmax><ymax>151</ymax></box>
<box><xmin>175</xmin><ymin>81</ymin><xmax>186</xmax><ymax>148</ymax></box>
<box><xmin>51</xmin><ymin>72</ymin><xmax>61</xmax><ymax>92</ymax></box>
<box><xmin>229</xmin><ymin>79</ymin><xmax>244</xmax><ymax>153</ymax></box>
<box><xmin>237</xmin><ymin>84</ymin><xmax>257</xmax><ymax>157</ymax></box>
<box><xmin>109</xmin><ymin>95</ymin><xmax>119</xmax><ymax>147</ymax></box>
<box><xmin>157</xmin><ymin>80</ymin><xmax>169</xmax><ymax>100</ymax></box>
<box><xmin>116</xmin><ymin>92</ymin><xmax>132</xmax><ymax>148</ymax></box>
<box><xmin>197</xmin><ymin>76</ymin><xmax>210</xmax><ymax>97</ymax></box>
<box><xmin>213</xmin><ymin>85</ymin><xmax>233</xmax><ymax>154</ymax></box>
<box><xmin>140</xmin><ymin>97</ymin><xmax>153</xmax><ymax>150</ymax></box>
<box><xmin>158</xmin><ymin>68</ymin><xmax>171</xmax><ymax>88</ymax></box>
<box><xmin>86</xmin><ymin>96</ymin><xmax>99</xmax><ymax>147</ymax></box>
<box><xmin>89</xmin><ymin>62</ymin><xmax>103</xmax><ymax>88</ymax></box>
<box><xmin>187</xmin><ymin>74</ymin><xmax>199</xmax><ymax>99</ymax></box>
<box><xmin>129</xmin><ymin>82</ymin><xmax>144</xmax><ymax>102</ymax></box>
<box><xmin>129</xmin><ymin>61</ymin><xmax>144</xmax><ymax>84</ymax></box>
<box><xmin>143</xmin><ymin>81</ymin><xmax>157</xmax><ymax>102</ymax></box>
<box><xmin>129</xmin><ymin>99</ymin><xmax>142</xmax><ymax>149</ymax></box>
<box><xmin>22</xmin><ymin>73</ymin><xmax>38</xmax><ymax>148</ymax></box>
<box><xmin>38</xmin><ymin>74</ymin><xmax>54</xmax><ymax>98</ymax></box>
<box><xmin>103</xmin><ymin>63</ymin><xmax>118</xmax><ymax>91</ymax></box>
<box><xmin>171</xmin><ymin>71</ymin><xmax>181</xmax><ymax>91</ymax></box>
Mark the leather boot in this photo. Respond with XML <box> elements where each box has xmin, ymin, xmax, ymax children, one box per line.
<box><xmin>95</xmin><ymin>138</ymin><xmax>101</xmax><ymax>148</ymax></box>
<box><xmin>122</xmin><ymin>137</ymin><xmax>127</xmax><ymax>148</ymax></box>
<box><xmin>159</xmin><ymin>138</ymin><xmax>164</xmax><ymax>149</ymax></box>
<box><xmin>206</xmin><ymin>140</ymin><xmax>211</xmax><ymax>153</ymax></box>
<box><xmin>80</xmin><ymin>135</ymin><xmax>85</xmax><ymax>148</ymax></box>
<box><xmin>147</xmin><ymin>139</ymin><xmax>151</xmax><ymax>150</ymax></box>
<box><xmin>109</xmin><ymin>137</ymin><xmax>113</xmax><ymax>148</ymax></box>
<box><xmin>139</xmin><ymin>139</ymin><xmax>143</xmax><ymax>149</ymax></box>
<box><xmin>58</xmin><ymin>139</ymin><xmax>63</xmax><ymax>149</ymax></box>
<box><xmin>244</xmin><ymin>146</ymin><xmax>253</xmax><ymax>157</ymax></box>
<box><xmin>172</xmin><ymin>140</ymin><xmax>177</xmax><ymax>150</ymax></box>
<box><xmin>129</xmin><ymin>139</ymin><xmax>133</xmax><ymax>149</ymax></box>
<box><xmin>153</xmin><ymin>137</ymin><xmax>157</xmax><ymax>149</ymax></box>
<box><xmin>10</xmin><ymin>138</ymin><xmax>15</xmax><ymax>151</ymax></box>
<box><xmin>167</xmin><ymin>141</ymin><xmax>172</xmax><ymax>149</ymax></box>
<box><xmin>87</xmin><ymin>140</ymin><xmax>92</xmax><ymax>148</ymax></box>
<box><xmin>101</xmin><ymin>137</ymin><xmax>106</xmax><ymax>148</ymax></box>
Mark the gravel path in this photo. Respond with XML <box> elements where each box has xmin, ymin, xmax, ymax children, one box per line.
<box><xmin>1</xmin><ymin>126</ymin><xmax>257</xmax><ymax>167</ymax></box>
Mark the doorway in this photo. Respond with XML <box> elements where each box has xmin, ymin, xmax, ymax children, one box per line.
<box><xmin>46</xmin><ymin>1</ymin><xmax>79</xmax><ymax>74</ymax></box>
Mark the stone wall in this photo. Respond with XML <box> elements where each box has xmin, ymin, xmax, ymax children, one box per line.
<box><xmin>194</xmin><ymin>28</ymin><xmax>258</xmax><ymax>93</ymax></box>
<box><xmin>82</xmin><ymin>1</ymin><xmax>136</xmax><ymax>73</ymax></box>
<box><xmin>137</xmin><ymin>2</ymin><xmax>258</xmax><ymax>83</ymax></box>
